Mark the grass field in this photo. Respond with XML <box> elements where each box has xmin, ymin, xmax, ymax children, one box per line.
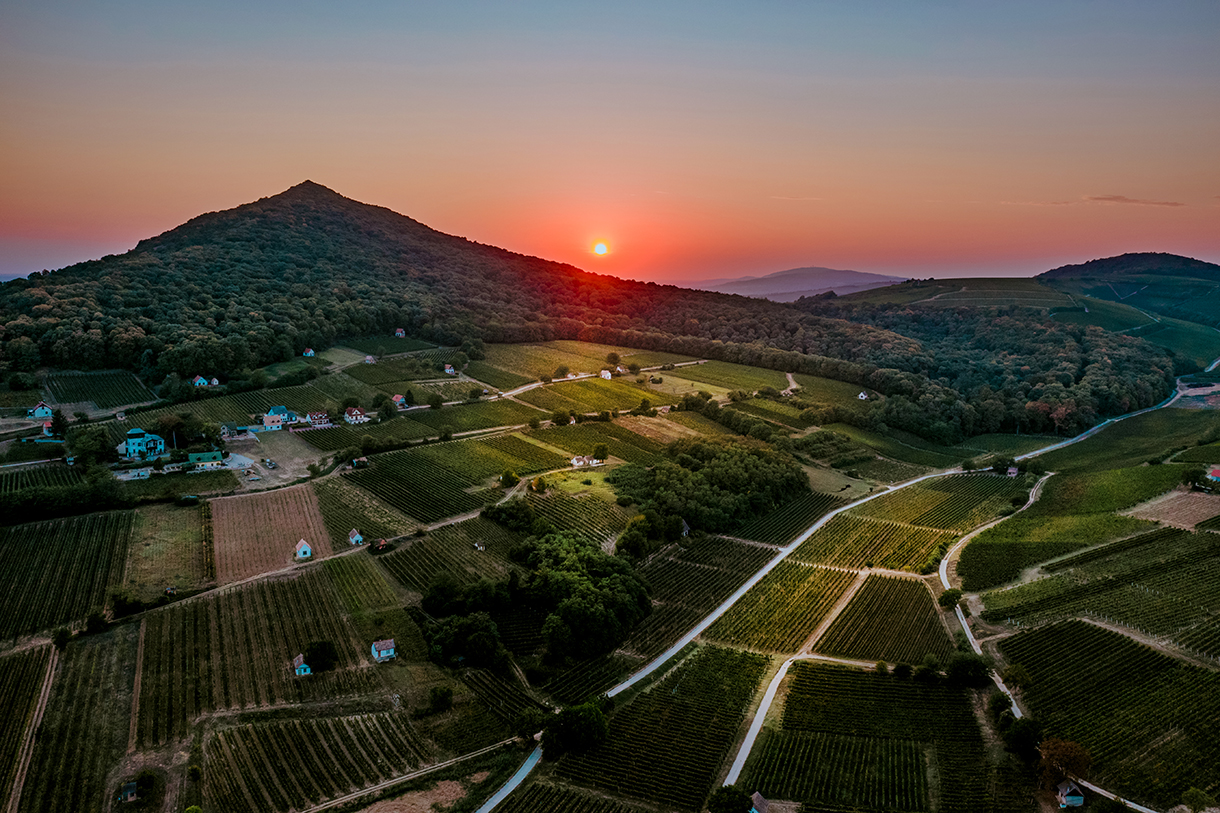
<box><xmin>814</xmin><ymin>575</ymin><xmax>954</xmax><ymax>664</ymax></box>
<box><xmin>118</xmin><ymin>468</ymin><xmax>238</xmax><ymax>501</ymax></box>
<box><xmin>916</xmin><ymin>277</ymin><xmax>1074</xmax><ymax>309</ymax></box>
<box><xmin>792</xmin><ymin>373</ymin><xmax>875</xmax><ymax>405</ymax></box>
<box><xmin>823</xmin><ymin>423</ymin><xmax>961</xmax><ymax>467</ymax></box>
<box><xmin>1036</xmin><ymin>409</ymin><xmax>1220</xmax><ymax>472</ymax></box>
<box><xmin>210</xmin><ymin>485</ymin><xmax>331</xmax><ymax>583</ymax></box>
<box><xmin>662</xmin><ymin>359</ymin><xmax>788</xmax><ymax>392</ymax></box>
<box><xmin>0</xmin><ymin>511</ymin><xmax>133</xmax><ymax>638</ymax></box>
<box><xmin>999</xmin><ymin>620</ymin><xmax>1220</xmax><ymax>809</ymax></box>
<box><xmin>1135</xmin><ymin>316</ymin><xmax>1220</xmax><ymax>368</ymax></box>
<box><xmin>1051</xmin><ymin>297</ymin><xmax>1155</xmax><ymax>332</ymax></box>
<box><xmin>125</xmin><ymin>504</ymin><xmax>208</xmax><ymax>601</ymax></box>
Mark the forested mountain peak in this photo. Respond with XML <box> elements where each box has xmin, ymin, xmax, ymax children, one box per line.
<box><xmin>1039</xmin><ymin>252</ymin><xmax>1220</xmax><ymax>281</ymax></box>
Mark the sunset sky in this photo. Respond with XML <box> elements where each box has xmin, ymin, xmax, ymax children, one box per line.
<box><xmin>2</xmin><ymin>1</ymin><xmax>1218</xmax><ymax>283</ymax></box>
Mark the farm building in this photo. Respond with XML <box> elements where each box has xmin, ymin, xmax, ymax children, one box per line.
<box><xmin>371</xmin><ymin>639</ymin><xmax>396</xmax><ymax>662</ymax></box>
<box><xmin>292</xmin><ymin>654</ymin><xmax>311</xmax><ymax>676</ymax></box>
<box><xmin>210</xmin><ymin>377</ymin><xmax>220</xmax><ymax>386</ymax></box>
<box><xmin>391</xmin><ymin>394</ymin><xmax>406</xmax><ymax>407</ymax></box>
<box><xmin>125</xmin><ymin>428</ymin><xmax>166</xmax><ymax>459</ymax></box>
<box><xmin>302</xmin><ymin>347</ymin><xmax>315</xmax><ymax>357</ymax></box>
<box><xmin>750</xmin><ymin>792</ymin><xmax>769</xmax><ymax>813</ymax></box>
<box><xmin>220</xmin><ymin>422</ymin><xmax>243</xmax><ymax>438</ymax></box>
<box><xmin>349</xmin><ymin>528</ymin><xmax>364</xmax><ymax>545</ymax></box>
<box><xmin>616</xmin><ymin>365</ymin><xmax>626</xmax><ymax>374</ymax></box>
<box><xmin>444</xmin><ymin>364</ymin><xmax>456</xmax><ymax>375</ymax></box>
<box><xmin>1209</xmin><ymin>468</ymin><xmax>1220</xmax><ymax>483</ymax></box>
<box><xmin>344</xmin><ymin>407</ymin><xmax>370</xmax><ymax>425</ymax></box>
<box><xmin>364</xmin><ymin>355</ymin><xmax>376</xmax><ymax>364</ymax></box>
<box><xmin>571</xmin><ymin>455</ymin><xmax>602</xmax><ymax>468</ymax></box>
<box><xmin>1056</xmin><ymin>780</ymin><xmax>1084</xmax><ymax>808</ymax></box>
<box><xmin>599</xmin><ymin>369</ymin><xmax>612</xmax><ymax>380</ymax></box>
<box><xmin>395</xmin><ymin>328</ymin><xmax>406</xmax><ymax>338</ymax></box>
<box><xmin>858</xmin><ymin>391</ymin><xmax>868</xmax><ymax>400</ymax></box>
<box><xmin>192</xmin><ymin>375</ymin><xmax>208</xmax><ymax>387</ymax></box>
<box><xmin>26</xmin><ymin>401</ymin><xmax>53</xmax><ymax>419</ymax></box>
<box><xmin>295</xmin><ymin>539</ymin><xmax>312</xmax><ymax>559</ymax></box>
<box><xmin>307</xmin><ymin>411</ymin><xmax>331</xmax><ymax>427</ymax></box>
<box><xmin>42</xmin><ymin>421</ymin><xmax>54</xmax><ymax>437</ymax></box>
<box><xmin>189</xmin><ymin>451</ymin><xmax>224</xmax><ymax>470</ymax></box>
<box><xmin>120</xmin><ymin>781</ymin><xmax>138</xmax><ymax>803</ymax></box>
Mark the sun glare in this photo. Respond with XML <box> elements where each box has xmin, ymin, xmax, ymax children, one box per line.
<box><xmin>593</xmin><ymin>242</ymin><xmax>609</xmax><ymax>256</ymax></box>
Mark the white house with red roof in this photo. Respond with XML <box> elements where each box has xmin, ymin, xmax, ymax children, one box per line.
<box><xmin>307</xmin><ymin>411</ymin><xmax>331</xmax><ymax>427</ymax></box>
<box><xmin>302</xmin><ymin>348</ymin><xmax>315</xmax><ymax>357</ymax></box>
<box><xmin>344</xmin><ymin>407</ymin><xmax>370</xmax><ymax>425</ymax></box>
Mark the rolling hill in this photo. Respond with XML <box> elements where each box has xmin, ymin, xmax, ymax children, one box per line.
<box><xmin>690</xmin><ymin>266</ymin><xmax>906</xmax><ymax>302</ymax></box>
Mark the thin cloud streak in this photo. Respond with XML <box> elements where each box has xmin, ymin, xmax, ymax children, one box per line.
<box><xmin>1001</xmin><ymin>195</ymin><xmax>1186</xmax><ymax>207</ymax></box>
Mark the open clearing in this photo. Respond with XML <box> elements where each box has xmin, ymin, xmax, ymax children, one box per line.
<box><xmin>210</xmin><ymin>485</ymin><xmax>331</xmax><ymax>583</ymax></box>
<box><xmin>125</xmin><ymin>504</ymin><xmax>208</xmax><ymax>601</ymax></box>
<box><xmin>1125</xmin><ymin>489</ymin><xmax>1220</xmax><ymax>527</ymax></box>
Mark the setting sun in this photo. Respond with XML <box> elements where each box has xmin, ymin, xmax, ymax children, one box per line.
<box><xmin>593</xmin><ymin>242</ymin><xmax>608</xmax><ymax>256</ymax></box>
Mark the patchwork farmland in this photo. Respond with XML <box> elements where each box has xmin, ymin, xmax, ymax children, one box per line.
<box><xmin>210</xmin><ymin>485</ymin><xmax>331</xmax><ymax>583</ymax></box>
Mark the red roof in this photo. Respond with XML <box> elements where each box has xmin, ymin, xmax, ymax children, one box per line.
<box><xmin>345</xmin><ymin>407</ymin><xmax>365</xmax><ymax>417</ymax></box>
<box><xmin>372</xmin><ymin>638</ymin><xmax>395</xmax><ymax>652</ymax></box>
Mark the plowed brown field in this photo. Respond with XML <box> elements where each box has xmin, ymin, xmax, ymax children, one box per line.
<box><xmin>211</xmin><ymin>485</ymin><xmax>330</xmax><ymax>583</ymax></box>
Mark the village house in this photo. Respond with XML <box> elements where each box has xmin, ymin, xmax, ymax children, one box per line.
<box><xmin>293</xmin><ymin>654</ymin><xmax>311</xmax><ymax>676</ymax></box>
<box><xmin>395</xmin><ymin>328</ymin><xmax>406</xmax><ymax>338</ymax></box>
<box><xmin>391</xmin><ymin>394</ymin><xmax>406</xmax><ymax>408</ymax></box>
<box><xmin>262</xmin><ymin>413</ymin><xmax>283</xmax><ymax>431</ymax></box>
<box><xmin>192</xmin><ymin>375</ymin><xmax>209</xmax><ymax>387</ymax></box>
<box><xmin>189</xmin><ymin>451</ymin><xmax>224</xmax><ymax>470</ymax></box>
<box><xmin>858</xmin><ymin>391</ymin><xmax>869</xmax><ymax>400</ymax></box>
<box><xmin>371</xmin><ymin>639</ymin><xmax>396</xmax><ymax>662</ymax></box>
<box><xmin>571</xmin><ymin>455</ymin><xmax>603</xmax><ymax>468</ymax></box>
<box><xmin>26</xmin><ymin>401</ymin><xmax>53</xmax><ymax>420</ymax></box>
<box><xmin>348</xmin><ymin>528</ymin><xmax>364</xmax><ymax>545</ymax></box>
<box><xmin>220</xmin><ymin>422</ymin><xmax>243</xmax><ymax>439</ymax></box>
<box><xmin>1056</xmin><ymin>780</ymin><xmax>1084</xmax><ymax>808</ymax></box>
<box><xmin>120</xmin><ymin>781</ymin><xmax>138</xmax><ymax>803</ymax></box>
<box><xmin>344</xmin><ymin>407</ymin><xmax>370</xmax><ymax>425</ymax></box>
<box><xmin>210</xmin><ymin>377</ymin><xmax>220</xmax><ymax>386</ymax></box>
<box><xmin>364</xmin><ymin>355</ymin><xmax>376</xmax><ymax>364</ymax></box>
<box><xmin>444</xmin><ymin>364</ymin><xmax>456</xmax><ymax>375</ymax></box>
<box><xmin>307</xmin><ymin>411</ymin><xmax>331</xmax><ymax>427</ymax></box>
<box><xmin>42</xmin><ymin>421</ymin><xmax>54</xmax><ymax>437</ymax></box>
<box><xmin>599</xmin><ymin>369</ymin><xmax>612</xmax><ymax>380</ymax></box>
<box><xmin>615</xmin><ymin>365</ymin><xmax>626</xmax><ymax>374</ymax></box>
<box><xmin>1007</xmin><ymin>466</ymin><xmax>1019</xmax><ymax>477</ymax></box>
<box><xmin>295</xmin><ymin>539</ymin><xmax>312</xmax><ymax>559</ymax></box>
<box><xmin>125</xmin><ymin>428</ymin><xmax>166</xmax><ymax>459</ymax></box>
<box><xmin>302</xmin><ymin>347</ymin><xmax>315</xmax><ymax>357</ymax></box>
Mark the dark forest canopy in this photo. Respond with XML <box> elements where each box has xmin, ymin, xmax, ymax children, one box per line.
<box><xmin>0</xmin><ymin>181</ymin><xmax>1184</xmax><ymax>441</ymax></box>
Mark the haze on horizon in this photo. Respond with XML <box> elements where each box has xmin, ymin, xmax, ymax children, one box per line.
<box><xmin>1</xmin><ymin>0</ymin><xmax>1218</xmax><ymax>284</ymax></box>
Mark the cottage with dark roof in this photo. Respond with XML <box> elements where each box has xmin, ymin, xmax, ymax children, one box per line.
<box><xmin>371</xmin><ymin>639</ymin><xmax>396</xmax><ymax>662</ymax></box>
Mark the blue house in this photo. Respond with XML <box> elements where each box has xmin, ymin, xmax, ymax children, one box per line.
<box><xmin>372</xmin><ymin>639</ymin><xmax>396</xmax><ymax>662</ymax></box>
<box><xmin>125</xmin><ymin>428</ymin><xmax>166</xmax><ymax>459</ymax></box>
<box><xmin>27</xmin><ymin>401</ymin><xmax>53</xmax><ymax>420</ymax></box>
<box><xmin>1056</xmin><ymin>781</ymin><xmax>1084</xmax><ymax>808</ymax></box>
<box><xmin>302</xmin><ymin>348</ymin><xmax>315</xmax><ymax>357</ymax></box>
<box><xmin>348</xmin><ymin>529</ymin><xmax>364</xmax><ymax>545</ymax></box>
<box><xmin>295</xmin><ymin>539</ymin><xmax>312</xmax><ymax>559</ymax></box>
<box><xmin>293</xmin><ymin>654</ymin><xmax>311</xmax><ymax>676</ymax></box>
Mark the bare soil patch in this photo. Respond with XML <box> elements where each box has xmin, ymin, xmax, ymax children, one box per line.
<box><xmin>211</xmin><ymin>484</ymin><xmax>330</xmax><ymax>583</ymax></box>
<box><xmin>616</xmin><ymin>414</ymin><xmax>700</xmax><ymax>444</ymax></box>
<box><xmin>228</xmin><ymin>429</ymin><xmax>323</xmax><ymax>489</ymax></box>
<box><xmin>354</xmin><ymin>779</ymin><xmax>467</xmax><ymax>812</ymax></box>
<box><xmin>1125</xmin><ymin>488</ymin><xmax>1220</xmax><ymax>527</ymax></box>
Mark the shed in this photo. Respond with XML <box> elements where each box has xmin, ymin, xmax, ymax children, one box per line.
<box><xmin>391</xmin><ymin>394</ymin><xmax>406</xmax><ymax>406</ymax></box>
<box><xmin>372</xmin><ymin>638</ymin><xmax>396</xmax><ymax>662</ymax></box>
<box><xmin>444</xmin><ymin>364</ymin><xmax>457</xmax><ymax>375</ymax></box>
<box><xmin>120</xmin><ymin>781</ymin><xmax>138</xmax><ymax>803</ymax></box>
<box><xmin>293</xmin><ymin>653</ymin><xmax>311</xmax><ymax>676</ymax></box>
<box><xmin>42</xmin><ymin>421</ymin><xmax>54</xmax><ymax>436</ymax></box>
<box><xmin>192</xmin><ymin>375</ymin><xmax>208</xmax><ymax>387</ymax></box>
<box><xmin>210</xmin><ymin>377</ymin><xmax>220</xmax><ymax>386</ymax></box>
<box><xmin>295</xmin><ymin>539</ymin><xmax>312</xmax><ymax>559</ymax></box>
<box><xmin>858</xmin><ymin>391</ymin><xmax>868</xmax><ymax>400</ymax></box>
<box><xmin>349</xmin><ymin>528</ymin><xmax>364</xmax><ymax>545</ymax></box>
<box><xmin>365</xmin><ymin>355</ymin><xmax>376</xmax><ymax>364</ymax></box>
<box><xmin>395</xmin><ymin>328</ymin><xmax>406</xmax><ymax>338</ymax></box>
<box><xmin>750</xmin><ymin>792</ymin><xmax>769</xmax><ymax>813</ymax></box>
<box><xmin>1056</xmin><ymin>780</ymin><xmax>1084</xmax><ymax>808</ymax></box>
<box><xmin>1006</xmin><ymin>466</ymin><xmax>1019</xmax><ymax>477</ymax></box>
<box><xmin>599</xmin><ymin>369</ymin><xmax>612</xmax><ymax>379</ymax></box>
<box><xmin>302</xmin><ymin>348</ymin><xmax>315</xmax><ymax>357</ymax></box>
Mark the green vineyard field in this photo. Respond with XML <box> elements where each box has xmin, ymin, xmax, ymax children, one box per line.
<box><xmin>704</xmin><ymin>563</ymin><xmax>856</xmax><ymax>652</ymax></box>
<box><xmin>323</xmin><ymin>555</ymin><xmax>400</xmax><ymax>614</ymax></box>
<box><xmin>0</xmin><ymin>511</ymin><xmax>133</xmax><ymax>638</ymax></box>
<box><xmin>791</xmin><ymin>513</ymin><xmax>956</xmax><ymax>571</ymax></box>
<box><xmin>815</xmin><ymin>575</ymin><xmax>955</xmax><ymax>664</ymax></box>
<box><xmin>0</xmin><ymin>463</ymin><xmax>83</xmax><ymax>494</ymax></box>
<box><xmin>46</xmin><ymin>370</ymin><xmax>152</xmax><ymax>409</ymax></box>
<box><xmin>312</xmin><ymin>476</ymin><xmax>417</xmax><ymax>549</ymax></box>
<box><xmin>406</xmin><ymin>399</ymin><xmax>542</xmax><ymax>433</ymax></box>
<box><xmin>378</xmin><ymin>516</ymin><xmax>518</xmax><ymax>592</ymax></box>
<box><xmin>464</xmin><ymin>361</ymin><xmax>534</xmax><ymax>391</ymax></box>
<box><xmin>999</xmin><ymin>620</ymin><xmax>1220</xmax><ymax>808</ymax></box>
<box><xmin>293</xmin><ymin>416</ymin><xmax>436</xmax><ymax>451</ymax></box>
<box><xmin>204</xmin><ymin>711</ymin><xmax>431</xmax><ymax>813</ymax></box>
<box><xmin>557</xmin><ymin>645</ymin><xmax>769</xmax><ymax>811</ymax></box>
<box><xmin>736</xmin><ymin>491</ymin><xmax>847</xmax><ymax>546</ymax></box>
<box><xmin>527</xmin><ymin>490</ymin><xmax>631</xmax><ymax>546</ymax></box>
<box><xmin>852</xmin><ymin>474</ymin><xmax>1029</xmax><ymax>533</ymax></box>
<box><xmin>0</xmin><ymin>646</ymin><xmax>52</xmax><ymax>803</ymax></box>
<box><xmin>497</xmin><ymin>783</ymin><xmax>653</xmax><ymax>813</ymax></box>
<box><xmin>530</xmin><ymin>421</ymin><xmax>664</xmax><ymax>465</ymax></box>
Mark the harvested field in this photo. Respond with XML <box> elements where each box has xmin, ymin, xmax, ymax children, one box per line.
<box><xmin>1126</xmin><ymin>489</ymin><xmax>1220</xmax><ymax>528</ymax></box>
<box><xmin>615</xmin><ymin>414</ymin><xmax>696</xmax><ymax>444</ymax></box>
<box><xmin>210</xmin><ymin>485</ymin><xmax>330</xmax><ymax>583</ymax></box>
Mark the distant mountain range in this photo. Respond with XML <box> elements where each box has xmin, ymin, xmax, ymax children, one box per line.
<box><xmin>688</xmin><ymin>266</ymin><xmax>907</xmax><ymax>302</ymax></box>
<box><xmin>1038</xmin><ymin>252</ymin><xmax>1220</xmax><ymax>281</ymax></box>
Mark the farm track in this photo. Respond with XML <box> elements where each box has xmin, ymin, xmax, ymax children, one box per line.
<box><xmin>797</xmin><ymin>570</ymin><xmax>867</xmax><ymax>654</ymax></box>
<box><xmin>127</xmin><ymin>619</ymin><xmax>145</xmax><ymax>753</ymax></box>
<box><xmin>4</xmin><ymin>646</ymin><xmax>56</xmax><ymax>813</ymax></box>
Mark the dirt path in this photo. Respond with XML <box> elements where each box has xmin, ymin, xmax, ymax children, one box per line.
<box><xmin>127</xmin><ymin>618</ymin><xmax>145</xmax><ymax>753</ymax></box>
<box><xmin>799</xmin><ymin>570</ymin><xmax>868</xmax><ymax>653</ymax></box>
<box><xmin>6</xmin><ymin>645</ymin><xmax>57</xmax><ymax>813</ymax></box>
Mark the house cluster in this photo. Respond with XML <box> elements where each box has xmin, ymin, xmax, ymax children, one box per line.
<box><xmin>217</xmin><ymin>405</ymin><xmax>315</xmax><ymax>436</ymax></box>
<box><xmin>192</xmin><ymin>375</ymin><xmax>221</xmax><ymax>387</ymax></box>
<box><xmin>292</xmin><ymin>635</ymin><xmax>396</xmax><ymax>677</ymax></box>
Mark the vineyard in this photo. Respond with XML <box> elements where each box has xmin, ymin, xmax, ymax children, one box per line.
<box><xmin>0</xmin><ymin>646</ymin><xmax>52</xmax><ymax>804</ymax></box>
<box><xmin>210</xmin><ymin>485</ymin><xmax>332</xmax><ymax>583</ymax></box>
<box><xmin>293</xmin><ymin>416</ymin><xmax>435</xmax><ymax>451</ymax></box>
<box><xmin>464</xmin><ymin>360</ymin><xmax>534</xmax><ymax>390</ymax></box>
<box><xmin>793</xmin><ymin>373</ymin><xmax>879</xmax><ymax>407</ymax></box>
<box><xmin>625</xmin><ymin>536</ymin><xmax>778</xmax><ymax>659</ymax></box>
<box><xmin>998</xmin><ymin>620</ymin><xmax>1220</xmax><ymax>808</ymax></box>
<box><xmin>668</xmin><ymin>360</ymin><xmax>789</xmax><ymax>392</ymax></box>
<box><xmin>703</xmin><ymin>562</ymin><xmax>856</xmax><ymax>652</ymax></box>
<box><xmin>814</xmin><ymin>575</ymin><xmax>955</xmax><ymax>664</ymax></box>
<box><xmin>557</xmin><ymin>645</ymin><xmax>769</xmax><ymax>811</ymax></box>
<box><xmin>130</xmin><ymin>385</ymin><xmax>335</xmax><ymax>430</ymax></box>
<box><xmin>134</xmin><ymin>569</ymin><xmax>380</xmax><ymax>748</ymax></box>
<box><xmin>736</xmin><ymin>491</ymin><xmax>847</xmax><ymax>546</ymax></box>
<box><xmin>527</xmin><ymin>490</ymin><xmax>632</xmax><ymax>546</ymax></box>
<box><xmin>204</xmin><ymin>710</ymin><xmax>431</xmax><ymax>813</ymax></box>
<box><xmin>46</xmin><ymin>370</ymin><xmax>152</xmax><ymax>409</ymax></box>
<box><xmin>663</xmin><ymin>410</ymin><xmax>735</xmax><ymax>436</ymax></box>
<box><xmin>377</xmin><ymin>517</ymin><xmax>518</xmax><ymax>592</ymax></box>
<box><xmin>725</xmin><ymin>398</ymin><xmax>815</xmax><ymax>429</ymax></box>
<box><xmin>344</xmin><ymin>435</ymin><xmax>565</xmax><ymax>523</ymax></box>
<box><xmin>981</xmin><ymin>528</ymin><xmax>1220</xmax><ymax>658</ymax></box>
<box><xmin>125</xmin><ymin>504</ymin><xmax>208</xmax><ymax>601</ymax></box>
<box><xmin>497</xmin><ymin>783</ymin><xmax>654</xmax><ymax>813</ymax></box>
<box><xmin>851</xmin><ymin>474</ymin><xmax>1030</xmax><ymax>533</ymax></box>
<box><xmin>0</xmin><ymin>511</ymin><xmax>132</xmax><ymax>638</ymax></box>
<box><xmin>323</xmin><ymin>555</ymin><xmax>400</xmax><ymax>613</ymax></box>
<box><xmin>344</xmin><ymin>355</ymin><xmax>452</xmax><ymax>385</ymax></box>
<box><xmin>0</xmin><ymin>463</ymin><xmax>82</xmax><ymax>494</ymax></box>
<box><xmin>530</xmin><ymin>421</ymin><xmax>664</xmax><ymax>465</ymax></box>
<box><xmin>338</xmin><ymin>336</ymin><xmax>435</xmax><ymax>355</ymax></box>
<box><xmin>544</xmin><ymin>653</ymin><xmax>642</xmax><ymax>705</ymax></box>
<box><xmin>313</xmin><ymin>476</ymin><xmax>417</xmax><ymax>549</ymax></box>
<box><xmin>742</xmin><ymin>662</ymin><xmax>1007</xmax><ymax>813</ymax></box>
<box><xmin>407</xmin><ymin>399</ymin><xmax>542</xmax><ymax>433</ymax></box>
<box><xmin>791</xmin><ymin>514</ymin><xmax>957</xmax><ymax>572</ymax></box>
<box><xmin>461</xmin><ymin>668</ymin><xmax>548</xmax><ymax>723</ymax></box>
<box><xmin>516</xmin><ymin>377</ymin><xmax>675</xmax><ymax>415</ymax></box>
<box><xmin>18</xmin><ymin>626</ymin><xmax>138</xmax><ymax>813</ymax></box>
<box><xmin>480</xmin><ymin>341</ymin><xmax>671</xmax><ymax>380</ymax></box>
